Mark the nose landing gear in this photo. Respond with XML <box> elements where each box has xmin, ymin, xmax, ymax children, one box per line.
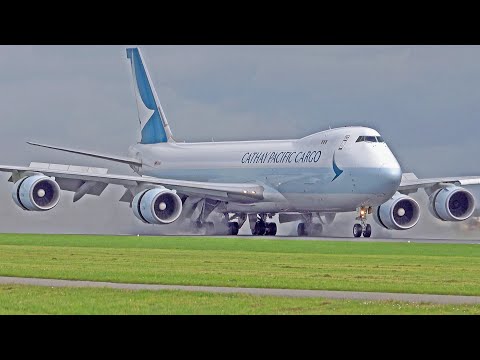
<box><xmin>353</xmin><ymin>207</ymin><xmax>372</xmax><ymax>238</ymax></box>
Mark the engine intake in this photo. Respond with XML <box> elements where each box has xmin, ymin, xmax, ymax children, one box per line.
<box><xmin>132</xmin><ymin>188</ymin><xmax>183</xmax><ymax>225</ymax></box>
<box><xmin>12</xmin><ymin>175</ymin><xmax>61</xmax><ymax>211</ymax></box>
<box><xmin>373</xmin><ymin>193</ymin><xmax>420</xmax><ymax>230</ymax></box>
<box><xmin>429</xmin><ymin>186</ymin><xmax>475</xmax><ymax>222</ymax></box>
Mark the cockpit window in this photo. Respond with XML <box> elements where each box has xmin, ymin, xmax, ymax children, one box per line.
<box><xmin>356</xmin><ymin>136</ymin><xmax>385</xmax><ymax>143</ymax></box>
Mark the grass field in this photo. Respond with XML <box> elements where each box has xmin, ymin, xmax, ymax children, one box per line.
<box><xmin>0</xmin><ymin>234</ymin><xmax>480</xmax><ymax>298</ymax></box>
<box><xmin>1</xmin><ymin>285</ymin><xmax>480</xmax><ymax>314</ymax></box>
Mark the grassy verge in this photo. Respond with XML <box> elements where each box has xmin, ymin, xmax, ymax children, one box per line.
<box><xmin>0</xmin><ymin>234</ymin><xmax>480</xmax><ymax>295</ymax></box>
<box><xmin>1</xmin><ymin>284</ymin><xmax>479</xmax><ymax>314</ymax></box>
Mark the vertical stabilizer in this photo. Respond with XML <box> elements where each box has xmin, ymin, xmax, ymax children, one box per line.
<box><xmin>126</xmin><ymin>47</ymin><xmax>174</xmax><ymax>144</ymax></box>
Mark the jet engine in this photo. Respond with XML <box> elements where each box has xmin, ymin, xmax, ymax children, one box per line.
<box><xmin>429</xmin><ymin>186</ymin><xmax>475</xmax><ymax>222</ymax></box>
<box><xmin>132</xmin><ymin>188</ymin><xmax>183</xmax><ymax>224</ymax></box>
<box><xmin>373</xmin><ymin>193</ymin><xmax>420</xmax><ymax>230</ymax></box>
<box><xmin>12</xmin><ymin>175</ymin><xmax>61</xmax><ymax>211</ymax></box>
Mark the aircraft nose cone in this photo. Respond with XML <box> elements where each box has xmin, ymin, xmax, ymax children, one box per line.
<box><xmin>377</xmin><ymin>146</ymin><xmax>402</xmax><ymax>190</ymax></box>
<box><xmin>378</xmin><ymin>164</ymin><xmax>402</xmax><ymax>196</ymax></box>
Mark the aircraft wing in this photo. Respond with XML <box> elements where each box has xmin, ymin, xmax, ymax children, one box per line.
<box><xmin>0</xmin><ymin>163</ymin><xmax>264</xmax><ymax>203</ymax></box>
<box><xmin>398</xmin><ymin>172</ymin><xmax>480</xmax><ymax>192</ymax></box>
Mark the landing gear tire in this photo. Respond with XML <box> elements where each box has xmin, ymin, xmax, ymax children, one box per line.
<box><xmin>310</xmin><ymin>224</ymin><xmax>323</xmax><ymax>237</ymax></box>
<box><xmin>297</xmin><ymin>222</ymin><xmax>322</xmax><ymax>237</ymax></box>
<box><xmin>194</xmin><ymin>220</ymin><xmax>204</xmax><ymax>235</ymax></box>
<box><xmin>252</xmin><ymin>221</ymin><xmax>266</xmax><ymax>236</ymax></box>
<box><xmin>227</xmin><ymin>222</ymin><xmax>239</xmax><ymax>236</ymax></box>
<box><xmin>297</xmin><ymin>223</ymin><xmax>307</xmax><ymax>237</ymax></box>
<box><xmin>353</xmin><ymin>224</ymin><xmax>362</xmax><ymax>238</ymax></box>
<box><xmin>265</xmin><ymin>223</ymin><xmax>277</xmax><ymax>236</ymax></box>
<box><xmin>363</xmin><ymin>224</ymin><xmax>372</xmax><ymax>238</ymax></box>
<box><xmin>354</xmin><ymin>207</ymin><xmax>373</xmax><ymax>238</ymax></box>
<box><xmin>195</xmin><ymin>221</ymin><xmax>215</xmax><ymax>235</ymax></box>
<box><xmin>205</xmin><ymin>222</ymin><xmax>215</xmax><ymax>235</ymax></box>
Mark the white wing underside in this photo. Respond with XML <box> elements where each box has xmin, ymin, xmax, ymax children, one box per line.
<box><xmin>0</xmin><ymin>163</ymin><xmax>264</xmax><ymax>203</ymax></box>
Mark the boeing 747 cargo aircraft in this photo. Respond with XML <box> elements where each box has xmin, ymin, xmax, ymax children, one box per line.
<box><xmin>1</xmin><ymin>48</ymin><xmax>479</xmax><ymax>237</ymax></box>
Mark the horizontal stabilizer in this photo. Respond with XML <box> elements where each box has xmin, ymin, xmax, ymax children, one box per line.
<box><xmin>27</xmin><ymin>142</ymin><xmax>142</xmax><ymax>166</ymax></box>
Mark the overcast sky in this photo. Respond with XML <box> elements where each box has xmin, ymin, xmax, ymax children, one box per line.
<box><xmin>1</xmin><ymin>45</ymin><xmax>480</xmax><ymax>235</ymax></box>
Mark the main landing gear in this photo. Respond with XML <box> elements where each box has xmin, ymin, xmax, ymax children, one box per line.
<box><xmin>225</xmin><ymin>213</ymin><xmax>248</xmax><ymax>236</ymax></box>
<box><xmin>194</xmin><ymin>219</ymin><xmax>241</xmax><ymax>236</ymax></box>
<box><xmin>227</xmin><ymin>221</ymin><xmax>240</xmax><ymax>235</ymax></box>
<box><xmin>296</xmin><ymin>213</ymin><xmax>323</xmax><ymax>237</ymax></box>
<box><xmin>297</xmin><ymin>222</ymin><xmax>323</xmax><ymax>237</ymax></box>
<box><xmin>195</xmin><ymin>220</ymin><xmax>216</xmax><ymax>235</ymax></box>
<box><xmin>252</xmin><ymin>221</ymin><xmax>277</xmax><ymax>236</ymax></box>
<box><xmin>250</xmin><ymin>214</ymin><xmax>277</xmax><ymax>236</ymax></box>
<box><xmin>353</xmin><ymin>207</ymin><xmax>372</xmax><ymax>238</ymax></box>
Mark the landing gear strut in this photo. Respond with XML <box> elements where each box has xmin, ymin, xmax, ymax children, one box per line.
<box><xmin>353</xmin><ymin>207</ymin><xmax>372</xmax><ymax>238</ymax></box>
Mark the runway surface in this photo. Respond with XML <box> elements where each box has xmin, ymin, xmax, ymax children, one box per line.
<box><xmin>1</xmin><ymin>276</ymin><xmax>480</xmax><ymax>304</ymax></box>
<box><xmin>39</xmin><ymin>232</ymin><xmax>480</xmax><ymax>244</ymax></box>
<box><xmin>125</xmin><ymin>232</ymin><xmax>480</xmax><ymax>244</ymax></box>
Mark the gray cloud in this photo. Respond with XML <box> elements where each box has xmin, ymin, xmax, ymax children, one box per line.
<box><xmin>1</xmin><ymin>45</ymin><xmax>480</xmax><ymax>236</ymax></box>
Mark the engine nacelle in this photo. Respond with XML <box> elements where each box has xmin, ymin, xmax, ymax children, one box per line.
<box><xmin>429</xmin><ymin>186</ymin><xmax>475</xmax><ymax>222</ymax></box>
<box><xmin>132</xmin><ymin>188</ymin><xmax>183</xmax><ymax>225</ymax></box>
<box><xmin>12</xmin><ymin>175</ymin><xmax>61</xmax><ymax>211</ymax></box>
<box><xmin>373</xmin><ymin>193</ymin><xmax>420</xmax><ymax>230</ymax></box>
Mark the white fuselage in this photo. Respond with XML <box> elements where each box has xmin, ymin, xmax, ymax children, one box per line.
<box><xmin>129</xmin><ymin>126</ymin><xmax>402</xmax><ymax>214</ymax></box>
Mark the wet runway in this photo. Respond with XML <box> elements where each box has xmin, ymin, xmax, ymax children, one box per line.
<box><xmin>209</xmin><ymin>235</ymin><xmax>480</xmax><ymax>245</ymax></box>
<box><xmin>123</xmin><ymin>232</ymin><xmax>480</xmax><ymax>244</ymax></box>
